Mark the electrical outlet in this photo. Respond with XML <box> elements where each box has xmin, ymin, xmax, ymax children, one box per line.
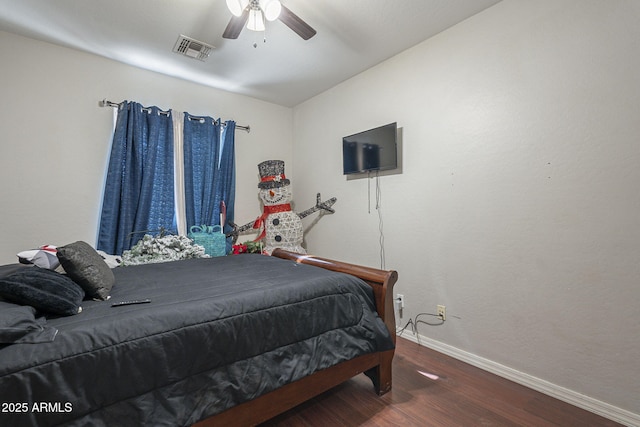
<box><xmin>437</xmin><ymin>304</ymin><xmax>446</xmax><ymax>321</ymax></box>
<box><xmin>396</xmin><ymin>294</ymin><xmax>404</xmax><ymax>309</ymax></box>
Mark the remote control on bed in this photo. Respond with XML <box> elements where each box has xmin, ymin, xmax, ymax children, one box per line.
<box><xmin>111</xmin><ymin>299</ymin><xmax>151</xmax><ymax>307</ymax></box>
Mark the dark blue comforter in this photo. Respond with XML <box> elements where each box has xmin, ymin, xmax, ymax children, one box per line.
<box><xmin>0</xmin><ymin>254</ymin><xmax>393</xmax><ymax>426</ymax></box>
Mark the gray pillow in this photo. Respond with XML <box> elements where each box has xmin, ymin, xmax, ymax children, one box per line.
<box><xmin>0</xmin><ymin>302</ymin><xmax>58</xmax><ymax>343</ymax></box>
<box><xmin>56</xmin><ymin>241</ymin><xmax>114</xmax><ymax>301</ymax></box>
<box><xmin>0</xmin><ymin>268</ymin><xmax>84</xmax><ymax>316</ymax></box>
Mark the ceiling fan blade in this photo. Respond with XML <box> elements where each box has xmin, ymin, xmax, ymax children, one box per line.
<box><xmin>222</xmin><ymin>8</ymin><xmax>250</xmax><ymax>39</ymax></box>
<box><xmin>278</xmin><ymin>5</ymin><xmax>316</xmax><ymax>40</ymax></box>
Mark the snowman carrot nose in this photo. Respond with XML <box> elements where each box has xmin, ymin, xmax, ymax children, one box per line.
<box><xmin>269</xmin><ymin>190</ymin><xmax>275</xmax><ymax>197</ymax></box>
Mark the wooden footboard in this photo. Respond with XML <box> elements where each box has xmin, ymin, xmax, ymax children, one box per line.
<box><xmin>193</xmin><ymin>250</ymin><xmax>398</xmax><ymax>427</ymax></box>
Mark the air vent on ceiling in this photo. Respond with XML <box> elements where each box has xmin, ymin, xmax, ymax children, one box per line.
<box><xmin>173</xmin><ymin>35</ymin><xmax>214</xmax><ymax>61</ymax></box>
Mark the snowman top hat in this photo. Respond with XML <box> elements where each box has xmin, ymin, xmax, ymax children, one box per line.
<box><xmin>258</xmin><ymin>160</ymin><xmax>291</xmax><ymax>189</ymax></box>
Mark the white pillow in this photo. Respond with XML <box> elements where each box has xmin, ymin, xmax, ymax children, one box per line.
<box><xmin>17</xmin><ymin>245</ymin><xmax>60</xmax><ymax>269</ymax></box>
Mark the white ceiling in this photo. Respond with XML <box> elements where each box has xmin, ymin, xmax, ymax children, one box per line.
<box><xmin>0</xmin><ymin>0</ymin><xmax>501</xmax><ymax>107</ymax></box>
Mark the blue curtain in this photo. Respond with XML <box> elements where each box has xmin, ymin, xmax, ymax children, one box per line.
<box><xmin>183</xmin><ymin>115</ymin><xmax>236</xmax><ymax>251</ymax></box>
<box><xmin>183</xmin><ymin>114</ymin><xmax>220</xmax><ymax>228</ymax></box>
<box><xmin>97</xmin><ymin>102</ymin><xmax>175</xmax><ymax>255</ymax></box>
<box><xmin>97</xmin><ymin>104</ymin><xmax>236</xmax><ymax>255</ymax></box>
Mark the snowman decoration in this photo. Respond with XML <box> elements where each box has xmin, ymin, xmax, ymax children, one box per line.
<box><xmin>229</xmin><ymin>160</ymin><xmax>336</xmax><ymax>255</ymax></box>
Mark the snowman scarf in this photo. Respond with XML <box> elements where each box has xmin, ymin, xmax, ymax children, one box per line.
<box><xmin>253</xmin><ymin>203</ymin><xmax>292</xmax><ymax>241</ymax></box>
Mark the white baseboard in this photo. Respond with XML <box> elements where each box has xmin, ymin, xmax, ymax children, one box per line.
<box><xmin>400</xmin><ymin>332</ymin><xmax>640</xmax><ymax>427</ymax></box>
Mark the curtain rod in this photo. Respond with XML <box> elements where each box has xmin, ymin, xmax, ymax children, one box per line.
<box><xmin>99</xmin><ymin>99</ymin><xmax>250</xmax><ymax>133</ymax></box>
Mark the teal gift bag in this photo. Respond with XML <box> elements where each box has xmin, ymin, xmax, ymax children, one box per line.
<box><xmin>188</xmin><ymin>225</ymin><xmax>227</xmax><ymax>257</ymax></box>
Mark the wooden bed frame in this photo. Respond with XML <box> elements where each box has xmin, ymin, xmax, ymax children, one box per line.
<box><xmin>193</xmin><ymin>249</ymin><xmax>398</xmax><ymax>427</ymax></box>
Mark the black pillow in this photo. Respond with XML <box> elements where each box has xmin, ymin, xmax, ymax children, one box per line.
<box><xmin>0</xmin><ymin>263</ymin><xmax>30</xmax><ymax>280</ymax></box>
<box><xmin>56</xmin><ymin>241</ymin><xmax>114</xmax><ymax>301</ymax></box>
<box><xmin>0</xmin><ymin>302</ymin><xmax>58</xmax><ymax>343</ymax></box>
<box><xmin>0</xmin><ymin>268</ymin><xmax>84</xmax><ymax>316</ymax></box>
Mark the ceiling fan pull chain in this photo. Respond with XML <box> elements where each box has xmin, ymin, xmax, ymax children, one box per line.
<box><xmin>262</xmin><ymin>10</ymin><xmax>268</xmax><ymax>45</ymax></box>
<box><xmin>263</xmin><ymin>20</ymin><xmax>268</xmax><ymax>45</ymax></box>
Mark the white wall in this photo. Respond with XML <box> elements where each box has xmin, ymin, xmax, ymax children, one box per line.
<box><xmin>293</xmin><ymin>0</ymin><xmax>640</xmax><ymax>421</ymax></box>
<box><xmin>0</xmin><ymin>30</ymin><xmax>291</xmax><ymax>264</ymax></box>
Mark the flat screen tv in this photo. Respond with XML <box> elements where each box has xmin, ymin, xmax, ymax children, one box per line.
<box><xmin>342</xmin><ymin>122</ymin><xmax>398</xmax><ymax>175</ymax></box>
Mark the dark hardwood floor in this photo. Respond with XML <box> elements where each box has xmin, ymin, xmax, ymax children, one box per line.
<box><xmin>261</xmin><ymin>337</ymin><xmax>623</xmax><ymax>427</ymax></box>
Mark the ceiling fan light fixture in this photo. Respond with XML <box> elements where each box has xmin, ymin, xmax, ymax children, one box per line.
<box><xmin>222</xmin><ymin>0</ymin><xmax>315</xmax><ymax>41</ymax></box>
<box><xmin>246</xmin><ymin>9</ymin><xmax>265</xmax><ymax>32</ymax></box>
<box><xmin>260</xmin><ymin>0</ymin><xmax>282</xmax><ymax>21</ymax></box>
<box><xmin>226</xmin><ymin>0</ymin><xmax>249</xmax><ymax>17</ymax></box>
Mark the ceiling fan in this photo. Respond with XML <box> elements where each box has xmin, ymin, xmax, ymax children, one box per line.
<box><xmin>223</xmin><ymin>0</ymin><xmax>316</xmax><ymax>41</ymax></box>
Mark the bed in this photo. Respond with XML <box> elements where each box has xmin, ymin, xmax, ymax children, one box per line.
<box><xmin>0</xmin><ymin>248</ymin><xmax>397</xmax><ymax>426</ymax></box>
